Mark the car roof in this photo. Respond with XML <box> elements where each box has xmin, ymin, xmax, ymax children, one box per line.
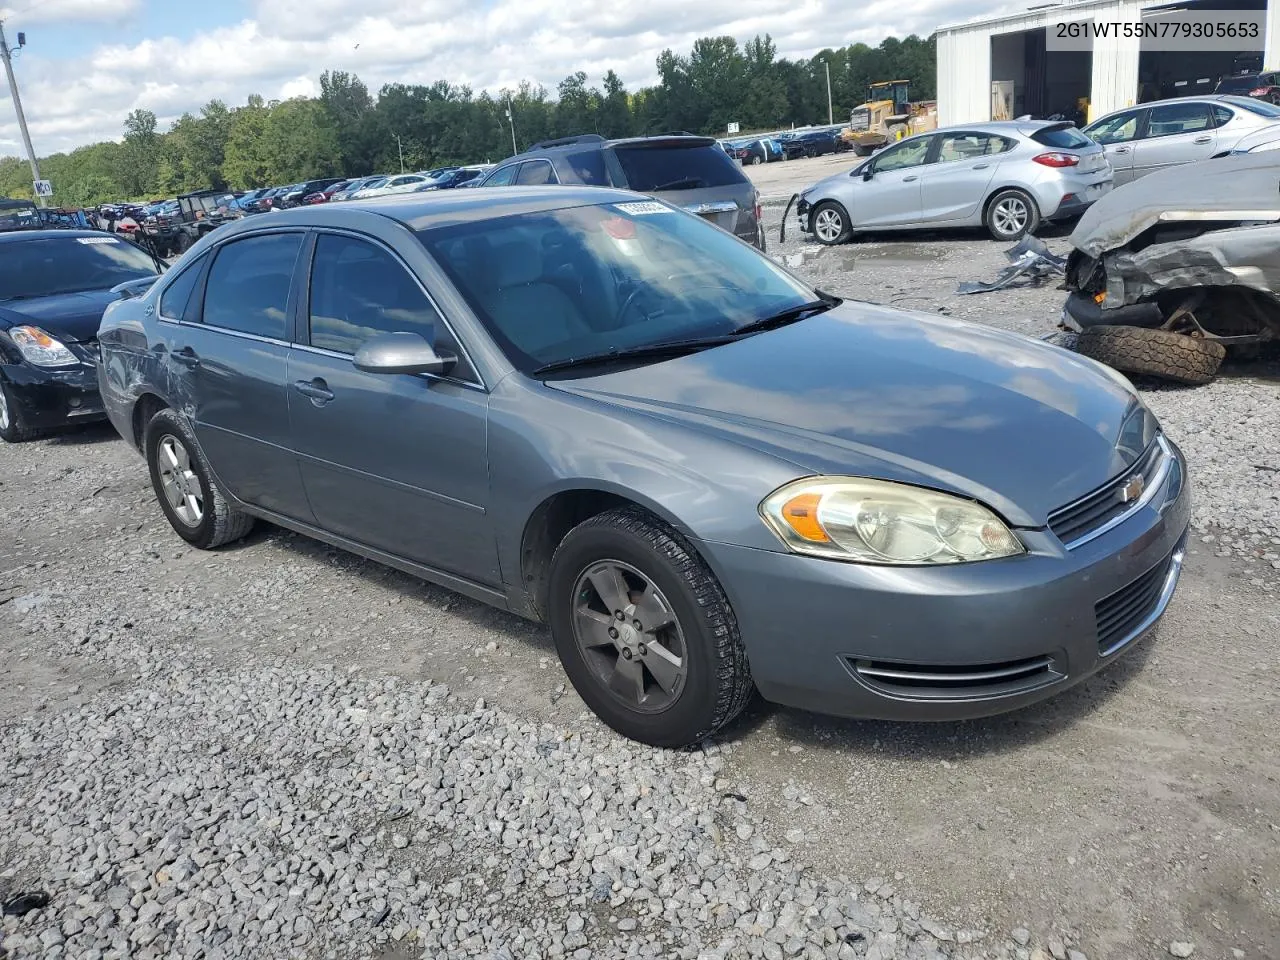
<box><xmin>216</xmin><ymin>185</ymin><xmax>641</xmax><ymax>235</ymax></box>
<box><xmin>0</xmin><ymin>229</ymin><xmax>112</xmax><ymax>244</ymax></box>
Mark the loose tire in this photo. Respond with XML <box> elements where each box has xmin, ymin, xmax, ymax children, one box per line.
<box><xmin>174</xmin><ymin>232</ymin><xmax>193</xmax><ymax>255</ymax></box>
<box><xmin>144</xmin><ymin>408</ymin><xmax>255</xmax><ymax>548</ymax></box>
<box><xmin>1076</xmin><ymin>325</ymin><xmax>1225</xmax><ymax>385</ymax></box>
<box><xmin>0</xmin><ymin>379</ymin><xmax>42</xmax><ymax>443</ymax></box>
<box><xmin>810</xmin><ymin>200</ymin><xmax>852</xmax><ymax>246</ymax></box>
<box><xmin>984</xmin><ymin>188</ymin><xmax>1040</xmax><ymax>241</ymax></box>
<box><xmin>547</xmin><ymin>506</ymin><xmax>753</xmax><ymax>748</ymax></box>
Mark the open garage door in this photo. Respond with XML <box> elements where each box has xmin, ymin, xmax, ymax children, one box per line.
<box><xmin>991</xmin><ymin>26</ymin><xmax>1092</xmax><ymax>126</ymax></box>
<box><xmin>1138</xmin><ymin>0</ymin><xmax>1267</xmax><ymax>102</ymax></box>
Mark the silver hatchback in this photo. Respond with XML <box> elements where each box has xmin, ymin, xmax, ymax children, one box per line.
<box><xmin>792</xmin><ymin>120</ymin><xmax>1112</xmax><ymax>244</ymax></box>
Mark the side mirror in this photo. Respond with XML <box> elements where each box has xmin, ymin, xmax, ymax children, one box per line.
<box><xmin>862</xmin><ymin>166</ymin><xmax>875</xmax><ymax>181</ymax></box>
<box><xmin>353</xmin><ymin>331</ymin><xmax>456</xmax><ymax>376</ymax></box>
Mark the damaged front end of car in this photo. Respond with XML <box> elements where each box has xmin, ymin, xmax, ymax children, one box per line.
<box><xmin>1059</xmin><ymin>153</ymin><xmax>1280</xmax><ymax>384</ymax></box>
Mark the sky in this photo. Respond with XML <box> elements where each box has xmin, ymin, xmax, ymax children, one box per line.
<box><xmin>0</xmin><ymin>0</ymin><xmax>1009</xmax><ymax>158</ymax></box>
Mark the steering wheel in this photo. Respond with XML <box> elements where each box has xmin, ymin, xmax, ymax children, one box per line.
<box><xmin>616</xmin><ymin>273</ymin><xmax>744</xmax><ymax>326</ymax></box>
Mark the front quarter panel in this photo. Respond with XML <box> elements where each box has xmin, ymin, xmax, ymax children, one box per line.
<box><xmin>97</xmin><ymin>294</ymin><xmax>164</xmax><ymax>447</ymax></box>
<box><xmin>487</xmin><ymin>375</ymin><xmax>808</xmax><ymax>611</ymax></box>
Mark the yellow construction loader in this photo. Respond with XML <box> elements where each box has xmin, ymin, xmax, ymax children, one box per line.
<box><xmin>840</xmin><ymin>80</ymin><xmax>938</xmax><ymax>156</ymax></box>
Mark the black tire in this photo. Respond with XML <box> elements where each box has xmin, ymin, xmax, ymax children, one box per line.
<box><xmin>1041</xmin><ymin>330</ymin><xmax>1080</xmax><ymax>352</ymax></box>
<box><xmin>143</xmin><ymin>408</ymin><xmax>255</xmax><ymax>548</ymax></box>
<box><xmin>547</xmin><ymin>506</ymin><xmax>754</xmax><ymax>748</ymax></box>
<box><xmin>0</xmin><ymin>379</ymin><xmax>43</xmax><ymax>443</ymax></box>
<box><xmin>1076</xmin><ymin>325</ymin><xmax>1225</xmax><ymax>385</ymax></box>
<box><xmin>173</xmin><ymin>232</ymin><xmax>193</xmax><ymax>255</ymax></box>
<box><xmin>984</xmin><ymin>188</ymin><xmax>1040</xmax><ymax>241</ymax></box>
<box><xmin>810</xmin><ymin>200</ymin><xmax>852</xmax><ymax>246</ymax></box>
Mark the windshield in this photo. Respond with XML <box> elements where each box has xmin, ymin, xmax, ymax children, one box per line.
<box><xmin>1223</xmin><ymin>94</ymin><xmax>1280</xmax><ymax>117</ymax></box>
<box><xmin>0</xmin><ymin>235</ymin><xmax>158</xmax><ymax>300</ymax></box>
<box><xmin>610</xmin><ymin>144</ymin><xmax>746</xmax><ymax>191</ymax></box>
<box><xmin>421</xmin><ymin>201</ymin><xmax>814</xmax><ymax>375</ymax></box>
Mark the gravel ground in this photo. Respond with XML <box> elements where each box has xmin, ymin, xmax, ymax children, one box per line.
<box><xmin>2</xmin><ymin>203</ymin><xmax>1278</xmax><ymax>960</ymax></box>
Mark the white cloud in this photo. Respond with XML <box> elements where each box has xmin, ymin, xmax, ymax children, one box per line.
<box><xmin>0</xmin><ymin>0</ymin><xmax>139</xmax><ymax>24</ymax></box>
<box><xmin>0</xmin><ymin>0</ymin><xmax>977</xmax><ymax>157</ymax></box>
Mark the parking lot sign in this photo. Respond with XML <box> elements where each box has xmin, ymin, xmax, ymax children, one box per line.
<box><xmin>726</xmin><ymin>122</ymin><xmax>740</xmax><ymax>134</ymax></box>
<box><xmin>33</xmin><ymin>179</ymin><xmax>52</xmax><ymax>197</ymax></box>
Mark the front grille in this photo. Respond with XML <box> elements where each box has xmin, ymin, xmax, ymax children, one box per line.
<box><xmin>1048</xmin><ymin>438</ymin><xmax>1167</xmax><ymax>547</ymax></box>
<box><xmin>849</xmin><ymin>654</ymin><xmax>1061</xmax><ymax>701</ymax></box>
<box><xmin>1095</xmin><ymin>552</ymin><xmax>1174</xmax><ymax>656</ymax></box>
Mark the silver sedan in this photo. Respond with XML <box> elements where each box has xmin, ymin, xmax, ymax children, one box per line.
<box><xmin>792</xmin><ymin>120</ymin><xmax>1112</xmax><ymax>244</ymax></box>
<box><xmin>1083</xmin><ymin>95</ymin><xmax>1280</xmax><ymax>185</ymax></box>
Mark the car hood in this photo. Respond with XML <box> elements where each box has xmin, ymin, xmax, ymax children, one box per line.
<box><xmin>553</xmin><ymin>303</ymin><xmax>1154</xmax><ymax>527</ymax></box>
<box><xmin>0</xmin><ymin>288</ymin><xmax>125</xmax><ymax>342</ymax></box>
<box><xmin>1070</xmin><ymin>151</ymin><xmax>1280</xmax><ymax>257</ymax></box>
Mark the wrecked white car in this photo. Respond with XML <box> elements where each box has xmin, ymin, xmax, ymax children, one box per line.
<box><xmin>1061</xmin><ymin>152</ymin><xmax>1280</xmax><ymax>384</ymax></box>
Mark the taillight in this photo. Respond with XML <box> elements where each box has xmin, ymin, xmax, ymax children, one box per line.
<box><xmin>1033</xmin><ymin>152</ymin><xmax>1081</xmax><ymax>168</ymax></box>
<box><xmin>1250</xmin><ymin>87</ymin><xmax>1268</xmax><ymax>96</ymax></box>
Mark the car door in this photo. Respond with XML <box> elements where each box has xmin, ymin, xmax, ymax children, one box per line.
<box><xmin>848</xmin><ymin>135</ymin><xmax>933</xmax><ymax>228</ymax></box>
<box><xmin>1085</xmin><ymin>109</ymin><xmax>1144</xmax><ymax>184</ymax></box>
<box><xmin>1130</xmin><ymin>102</ymin><xmax>1217</xmax><ymax>178</ymax></box>
<box><xmin>156</xmin><ymin>230</ymin><xmax>315</xmax><ymax>521</ymax></box>
<box><xmin>917</xmin><ymin>131</ymin><xmax>1006</xmax><ymax>222</ymax></box>
<box><xmin>287</xmin><ymin>231</ymin><xmax>499</xmax><ymax>586</ymax></box>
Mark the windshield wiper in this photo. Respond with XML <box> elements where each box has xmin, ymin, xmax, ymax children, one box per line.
<box><xmin>649</xmin><ymin>177</ymin><xmax>705</xmax><ymax>191</ymax></box>
<box><xmin>732</xmin><ymin>295</ymin><xmax>839</xmax><ymax>337</ymax></box>
<box><xmin>532</xmin><ymin>335</ymin><xmax>738</xmax><ymax>375</ymax></box>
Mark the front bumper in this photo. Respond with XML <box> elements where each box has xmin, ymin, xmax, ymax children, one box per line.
<box><xmin>1</xmin><ymin>352</ymin><xmax>104</xmax><ymax>428</ymax></box>
<box><xmin>698</xmin><ymin>439</ymin><xmax>1191</xmax><ymax>721</ymax></box>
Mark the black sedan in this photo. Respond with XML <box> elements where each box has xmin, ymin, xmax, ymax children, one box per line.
<box><xmin>0</xmin><ymin>230</ymin><xmax>161</xmax><ymax>442</ymax></box>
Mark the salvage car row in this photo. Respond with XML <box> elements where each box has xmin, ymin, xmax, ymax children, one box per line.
<box><xmin>1</xmin><ymin>149</ymin><xmax>1196</xmax><ymax>751</ymax></box>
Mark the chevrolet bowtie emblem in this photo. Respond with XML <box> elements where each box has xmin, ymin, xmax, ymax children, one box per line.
<box><xmin>1119</xmin><ymin>474</ymin><xmax>1145</xmax><ymax>503</ymax></box>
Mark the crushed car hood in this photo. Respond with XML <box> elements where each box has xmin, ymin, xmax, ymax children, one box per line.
<box><xmin>1070</xmin><ymin>152</ymin><xmax>1280</xmax><ymax>258</ymax></box>
<box><xmin>0</xmin><ymin>289</ymin><xmax>125</xmax><ymax>342</ymax></box>
<box><xmin>556</xmin><ymin>302</ymin><xmax>1154</xmax><ymax>527</ymax></box>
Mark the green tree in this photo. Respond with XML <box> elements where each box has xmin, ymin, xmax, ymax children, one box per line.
<box><xmin>221</xmin><ymin>96</ymin><xmax>272</xmax><ymax>188</ymax></box>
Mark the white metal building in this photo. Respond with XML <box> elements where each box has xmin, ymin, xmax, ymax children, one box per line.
<box><xmin>936</xmin><ymin>0</ymin><xmax>1280</xmax><ymax>126</ymax></box>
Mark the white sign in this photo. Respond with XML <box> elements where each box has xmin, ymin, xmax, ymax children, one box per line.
<box><xmin>615</xmin><ymin>201</ymin><xmax>671</xmax><ymax>216</ymax></box>
<box><xmin>77</xmin><ymin>236</ymin><xmax>120</xmax><ymax>245</ymax></box>
<box><xmin>33</xmin><ymin>179</ymin><xmax>53</xmax><ymax>197</ymax></box>
<box><xmin>726</xmin><ymin>122</ymin><xmax>740</xmax><ymax>134</ymax></box>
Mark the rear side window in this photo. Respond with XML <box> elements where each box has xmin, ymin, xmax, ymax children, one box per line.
<box><xmin>202</xmin><ymin>233</ymin><xmax>302</xmax><ymax>340</ymax></box>
<box><xmin>610</xmin><ymin>144</ymin><xmax>746</xmax><ymax>191</ymax></box>
<box><xmin>1031</xmin><ymin>125</ymin><xmax>1092</xmax><ymax>148</ymax></box>
<box><xmin>936</xmin><ymin>132</ymin><xmax>1014</xmax><ymax>161</ymax></box>
<box><xmin>516</xmin><ymin>160</ymin><xmax>557</xmax><ymax>185</ymax></box>
<box><xmin>1211</xmin><ymin>105</ymin><xmax>1234</xmax><ymax>126</ymax></box>
<box><xmin>158</xmin><ymin>255</ymin><xmax>205</xmax><ymax>320</ymax></box>
<box><xmin>1146</xmin><ymin>103</ymin><xmax>1212</xmax><ymax>136</ymax></box>
<box><xmin>308</xmin><ymin>234</ymin><xmax>443</xmax><ymax>354</ymax></box>
<box><xmin>482</xmin><ymin>164</ymin><xmax>520</xmax><ymax>187</ymax></box>
<box><xmin>559</xmin><ymin>150</ymin><xmax>610</xmax><ymax>185</ymax></box>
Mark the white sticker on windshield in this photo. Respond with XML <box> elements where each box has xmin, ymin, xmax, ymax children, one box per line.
<box><xmin>77</xmin><ymin>236</ymin><xmax>120</xmax><ymax>244</ymax></box>
<box><xmin>614</xmin><ymin>201</ymin><xmax>671</xmax><ymax>216</ymax></box>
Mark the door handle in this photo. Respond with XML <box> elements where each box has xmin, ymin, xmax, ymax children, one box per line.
<box><xmin>1111</xmin><ymin>146</ymin><xmax>1130</xmax><ymax>154</ymax></box>
<box><xmin>292</xmin><ymin>378</ymin><xmax>335</xmax><ymax>404</ymax></box>
<box><xmin>1193</xmin><ymin>135</ymin><xmax>1213</xmax><ymax>144</ymax></box>
<box><xmin>902</xmin><ymin>175</ymin><xmax>918</xmax><ymax>182</ymax></box>
<box><xmin>172</xmin><ymin>347</ymin><xmax>200</xmax><ymax>368</ymax></box>
<box><xmin>972</xmin><ymin>163</ymin><xmax>990</xmax><ymax>169</ymax></box>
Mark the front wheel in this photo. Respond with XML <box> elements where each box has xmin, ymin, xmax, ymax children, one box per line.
<box><xmin>144</xmin><ymin>408</ymin><xmax>255</xmax><ymax>548</ymax></box>
<box><xmin>547</xmin><ymin>507</ymin><xmax>754</xmax><ymax>747</ymax></box>
<box><xmin>0</xmin><ymin>379</ymin><xmax>42</xmax><ymax>443</ymax></box>
<box><xmin>985</xmin><ymin>189</ymin><xmax>1040</xmax><ymax>241</ymax></box>
<box><xmin>810</xmin><ymin>200</ymin><xmax>852</xmax><ymax>245</ymax></box>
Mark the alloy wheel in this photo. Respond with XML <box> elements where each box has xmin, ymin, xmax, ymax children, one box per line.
<box><xmin>571</xmin><ymin>559</ymin><xmax>688</xmax><ymax>713</ymax></box>
<box><xmin>0</xmin><ymin>384</ymin><xmax>9</xmax><ymax>431</ymax></box>
<box><xmin>157</xmin><ymin>434</ymin><xmax>204</xmax><ymax>526</ymax></box>
<box><xmin>992</xmin><ymin>197</ymin><xmax>1029</xmax><ymax>237</ymax></box>
<box><xmin>814</xmin><ymin>208</ymin><xmax>844</xmax><ymax>243</ymax></box>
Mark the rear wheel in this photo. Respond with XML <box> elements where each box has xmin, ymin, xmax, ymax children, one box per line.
<box><xmin>173</xmin><ymin>232</ymin><xmax>193</xmax><ymax>255</ymax></box>
<box><xmin>1076</xmin><ymin>325</ymin><xmax>1225</xmax><ymax>385</ymax></box>
<box><xmin>0</xmin><ymin>379</ymin><xmax>42</xmax><ymax>443</ymax></box>
<box><xmin>144</xmin><ymin>408</ymin><xmax>255</xmax><ymax>548</ymax></box>
<box><xmin>547</xmin><ymin>507</ymin><xmax>753</xmax><ymax>747</ymax></box>
<box><xmin>811</xmin><ymin>200</ymin><xmax>852</xmax><ymax>245</ymax></box>
<box><xmin>985</xmin><ymin>188</ymin><xmax>1040</xmax><ymax>241</ymax></box>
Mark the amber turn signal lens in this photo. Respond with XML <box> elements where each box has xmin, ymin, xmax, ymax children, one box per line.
<box><xmin>781</xmin><ymin>493</ymin><xmax>830</xmax><ymax>543</ymax></box>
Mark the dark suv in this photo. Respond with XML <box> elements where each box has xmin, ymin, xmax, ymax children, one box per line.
<box><xmin>1214</xmin><ymin>72</ymin><xmax>1280</xmax><ymax>103</ymax></box>
<box><xmin>477</xmin><ymin>134</ymin><xmax>764</xmax><ymax>250</ymax></box>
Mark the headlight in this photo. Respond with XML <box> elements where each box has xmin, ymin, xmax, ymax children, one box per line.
<box><xmin>760</xmin><ymin>477</ymin><xmax>1024</xmax><ymax>565</ymax></box>
<box><xmin>9</xmin><ymin>325</ymin><xmax>78</xmax><ymax>367</ymax></box>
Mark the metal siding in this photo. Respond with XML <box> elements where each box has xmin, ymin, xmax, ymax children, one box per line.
<box><xmin>1268</xmin><ymin>0</ymin><xmax>1280</xmax><ymax>71</ymax></box>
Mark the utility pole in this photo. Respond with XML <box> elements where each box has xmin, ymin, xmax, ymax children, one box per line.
<box><xmin>506</xmin><ymin>99</ymin><xmax>518</xmax><ymax>156</ymax></box>
<box><xmin>820</xmin><ymin>58</ymin><xmax>833</xmax><ymax>126</ymax></box>
<box><xmin>392</xmin><ymin>133</ymin><xmax>405</xmax><ymax>173</ymax></box>
<box><xmin>0</xmin><ymin>21</ymin><xmax>45</xmax><ymax>207</ymax></box>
